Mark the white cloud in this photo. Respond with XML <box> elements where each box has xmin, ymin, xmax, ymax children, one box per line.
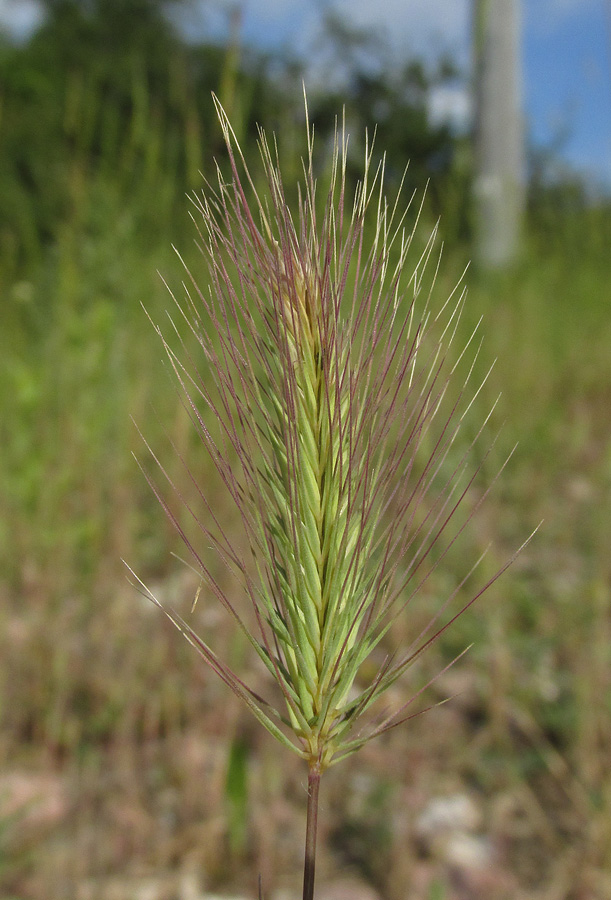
<box><xmin>429</xmin><ymin>83</ymin><xmax>472</xmax><ymax>131</ymax></box>
<box><xmin>0</xmin><ymin>0</ymin><xmax>43</xmax><ymax>40</ymax></box>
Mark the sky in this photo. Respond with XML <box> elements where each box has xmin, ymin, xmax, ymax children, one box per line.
<box><xmin>1</xmin><ymin>0</ymin><xmax>610</xmax><ymax>189</ymax></box>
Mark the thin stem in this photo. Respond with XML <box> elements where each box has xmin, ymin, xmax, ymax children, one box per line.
<box><xmin>303</xmin><ymin>760</ymin><xmax>322</xmax><ymax>900</ymax></box>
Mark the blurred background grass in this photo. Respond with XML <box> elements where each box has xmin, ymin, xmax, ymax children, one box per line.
<box><xmin>1</xmin><ymin>2</ymin><xmax>610</xmax><ymax>898</ymax></box>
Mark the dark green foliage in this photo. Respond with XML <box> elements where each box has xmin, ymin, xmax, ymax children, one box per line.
<box><xmin>0</xmin><ymin>0</ymin><xmax>291</xmax><ymax>270</ymax></box>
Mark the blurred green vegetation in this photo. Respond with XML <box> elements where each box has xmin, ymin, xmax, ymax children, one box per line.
<box><xmin>1</xmin><ymin>1</ymin><xmax>611</xmax><ymax>897</ymax></box>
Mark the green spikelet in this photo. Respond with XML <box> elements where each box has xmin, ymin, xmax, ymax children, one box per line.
<box><xmin>262</xmin><ymin>244</ymin><xmax>357</xmax><ymax>761</ymax></box>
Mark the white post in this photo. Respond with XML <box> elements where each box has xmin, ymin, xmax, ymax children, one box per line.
<box><xmin>473</xmin><ymin>0</ymin><xmax>525</xmax><ymax>267</ymax></box>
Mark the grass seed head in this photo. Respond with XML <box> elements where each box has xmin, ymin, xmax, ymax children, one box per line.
<box><xmin>141</xmin><ymin>96</ymin><xmax>515</xmax><ymax>772</ymax></box>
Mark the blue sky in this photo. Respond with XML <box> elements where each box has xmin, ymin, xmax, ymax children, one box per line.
<box><xmin>524</xmin><ymin>0</ymin><xmax>611</xmax><ymax>186</ymax></box>
<box><xmin>1</xmin><ymin>0</ymin><xmax>610</xmax><ymax>189</ymax></box>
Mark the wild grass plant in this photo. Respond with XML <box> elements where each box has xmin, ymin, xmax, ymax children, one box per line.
<box><xmin>127</xmin><ymin>98</ymin><xmax>529</xmax><ymax>899</ymax></box>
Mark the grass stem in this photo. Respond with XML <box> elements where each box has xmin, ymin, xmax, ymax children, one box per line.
<box><xmin>303</xmin><ymin>761</ymin><xmax>322</xmax><ymax>900</ymax></box>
